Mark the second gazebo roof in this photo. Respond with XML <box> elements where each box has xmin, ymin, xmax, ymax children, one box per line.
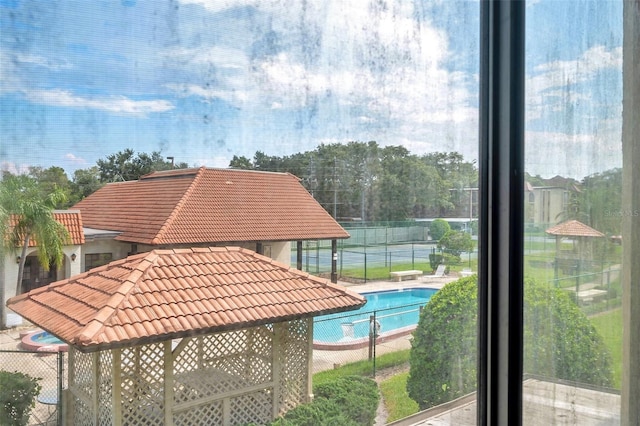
<box><xmin>545</xmin><ymin>220</ymin><xmax>605</xmax><ymax>238</ymax></box>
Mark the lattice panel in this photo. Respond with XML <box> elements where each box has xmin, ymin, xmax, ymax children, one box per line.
<box><xmin>73</xmin><ymin>395</ymin><xmax>93</xmax><ymax>426</ymax></box>
<box><xmin>277</xmin><ymin>319</ymin><xmax>311</xmax><ymax>413</ymax></box>
<box><xmin>120</xmin><ymin>343</ymin><xmax>164</xmax><ymax>426</ymax></box>
<box><xmin>173</xmin><ymin>401</ymin><xmax>224</xmax><ymax>426</ymax></box>
<box><xmin>230</xmin><ymin>389</ymin><xmax>273</xmax><ymax>426</ymax></box>
<box><xmin>249</xmin><ymin>325</ymin><xmax>275</xmax><ymax>358</ymax></box>
<box><xmin>71</xmin><ymin>349</ymin><xmax>94</xmax><ymax>397</ymax></box>
<box><xmin>97</xmin><ymin>351</ymin><xmax>114</xmax><ymax>426</ymax></box>
<box><xmin>173</xmin><ymin>337</ymin><xmax>200</xmax><ymax>376</ymax></box>
<box><xmin>202</xmin><ymin>330</ymin><xmax>248</xmax><ymax>360</ymax></box>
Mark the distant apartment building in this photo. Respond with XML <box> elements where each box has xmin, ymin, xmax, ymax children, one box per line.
<box><xmin>525</xmin><ymin>180</ymin><xmax>580</xmax><ymax>226</ymax></box>
<box><xmin>454</xmin><ymin>178</ymin><xmax>579</xmax><ymax>228</ymax></box>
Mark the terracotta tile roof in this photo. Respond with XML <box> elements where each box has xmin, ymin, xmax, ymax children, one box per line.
<box><xmin>7</xmin><ymin>247</ymin><xmax>366</xmax><ymax>352</ymax></box>
<box><xmin>7</xmin><ymin>211</ymin><xmax>84</xmax><ymax>246</ymax></box>
<box><xmin>545</xmin><ymin>220</ymin><xmax>605</xmax><ymax>237</ymax></box>
<box><xmin>73</xmin><ymin>167</ymin><xmax>349</xmax><ymax>245</ymax></box>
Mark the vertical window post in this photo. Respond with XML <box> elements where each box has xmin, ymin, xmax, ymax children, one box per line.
<box><xmin>478</xmin><ymin>1</ymin><xmax>525</xmax><ymax>425</ymax></box>
<box><xmin>621</xmin><ymin>1</ymin><xmax>640</xmax><ymax>423</ymax></box>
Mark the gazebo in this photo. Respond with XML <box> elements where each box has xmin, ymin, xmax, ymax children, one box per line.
<box><xmin>7</xmin><ymin>247</ymin><xmax>366</xmax><ymax>426</ymax></box>
<box><xmin>545</xmin><ymin>220</ymin><xmax>605</xmax><ymax>282</ymax></box>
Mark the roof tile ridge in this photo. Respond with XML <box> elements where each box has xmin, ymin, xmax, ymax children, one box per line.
<box><xmin>75</xmin><ymin>252</ymin><xmax>159</xmax><ymax>346</ymax></box>
<box><xmin>151</xmin><ymin>166</ymin><xmax>206</xmax><ymax>245</ymax></box>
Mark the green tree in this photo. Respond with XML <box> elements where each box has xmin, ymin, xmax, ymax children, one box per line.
<box><xmin>437</xmin><ymin>230</ymin><xmax>474</xmax><ymax>257</ymax></box>
<box><xmin>229</xmin><ymin>155</ymin><xmax>254</xmax><ymax>169</ymax></box>
<box><xmin>429</xmin><ymin>219</ymin><xmax>451</xmax><ymax>241</ymax></box>
<box><xmin>0</xmin><ymin>175</ymin><xmax>71</xmax><ymax>296</ymax></box>
<box><xmin>579</xmin><ymin>168</ymin><xmax>622</xmax><ymax>235</ymax></box>
<box><xmin>422</xmin><ymin>152</ymin><xmax>477</xmax><ymax>217</ymax></box>
<box><xmin>27</xmin><ymin>166</ymin><xmax>72</xmax><ymax>208</ymax></box>
<box><xmin>96</xmin><ymin>149</ymin><xmax>188</xmax><ymax>182</ymax></box>
<box><xmin>407</xmin><ymin>276</ymin><xmax>613</xmax><ymax>410</ymax></box>
<box><xmin>70</xmin><ymin>166</ymin><xmax>103</xmax><ymax>203</ymax></box>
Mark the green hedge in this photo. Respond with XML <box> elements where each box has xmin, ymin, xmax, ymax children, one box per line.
<box><xmin>0</xmin><ymin>371</ymin><xmax>42</xmax><ymax>426</ymax></box>
<box><xmin>407</xmin><ymin>276</ymin><xmax>613</xmax><ymax>410</ymax></box>
<box><xmin>270</xmin><ymin>376</ymin><xmax>379</xmax><ymax>426</ymax></box>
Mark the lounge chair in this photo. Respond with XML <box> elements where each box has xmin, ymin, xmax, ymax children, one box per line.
<box><xmin>423</xmin><ymin>264</ymin><xmax>446</xmax><ymax>279</ymax></box>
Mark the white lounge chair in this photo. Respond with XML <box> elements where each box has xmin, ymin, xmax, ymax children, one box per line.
<box><xmin>423</xmin><ymin>264</ymin><xmax>446</xmax><ymax>279</ymax></box>
<box><xmin>460</xmin><ymin>268</ymin><xmax>474</xmax><ymax>277</ymax></box>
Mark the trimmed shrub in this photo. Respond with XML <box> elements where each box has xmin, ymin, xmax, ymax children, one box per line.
<box><xmin>0</xmin><ymin>371</ymin><xmax>42</xmax><ymax>426</ymax></box>
<box><xmin>429</xmin><ymin>254</ymin><xmax>443</xmax><ymax>270</ymax></box>
<box><xmin>407</xmin><ymin>276</ymin><xmax>613</xmax><ymax>410</ymax></box>
<box><xmin>270</xmin><ymin>376</ymin><xmax>379</xmax><ymax>426</ymax></box>
<box><xmin>438</xmin><ymin>230</ymin><xmax>474</xmax><ymax>258</ymax></box>
<box><xmin>407</xmin><ymin>276</ymin><xmax>477</xmax><ymax>409</ymax></box>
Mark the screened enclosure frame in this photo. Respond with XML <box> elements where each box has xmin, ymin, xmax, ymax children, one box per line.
<box><xmin>477</xmin><ymin>1</ymin><xmax>525</xmax><ymax>425</ymax></box>
<box><xmin>478</xmin><ymin>2</ymin><xmax>638</xmax><ymax>425</ymax></box>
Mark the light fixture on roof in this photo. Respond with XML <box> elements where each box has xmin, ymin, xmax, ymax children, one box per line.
<box><xmin>71</xmin><ymin>253</ymin><xmax>77</xmax><ymax>262</ymax></box>
<box><xmin>16</xmin><ymin>256</ymin><xmax>20</xmax><ymax>264</ymax></box>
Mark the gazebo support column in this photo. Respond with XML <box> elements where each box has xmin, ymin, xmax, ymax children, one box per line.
<box><xmin>91</xmin><ymin>352</ymin><xmax>100</xmax><ymax>425</ymax></box>
<box><xmin>272</xmin><ymin>324</ymin><xmax>283</xmax><ymax>419</ymax></box>
<box><xmin>163</xmin><ymin>341</ymin><xmax>175</xmax><ymax>426</ymax></box>
<box><xmin>296</xmin><ymin>241</ymin><xmax>303</xmax><ymax>270</ymax></box>
<box><xmin>306</xmin><ymin>317</ymin><xmax>314</xmax><ymax>402</ymax></box>
<box><xmin>112</xmin><ymin>349</ymin><xmax>123</xmax><ymax>426</ymax></box>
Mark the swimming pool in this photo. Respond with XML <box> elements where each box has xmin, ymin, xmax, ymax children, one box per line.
<box><xmin>313</xmin><ymin>287</ymin><xmax>437</xmax><ymax>349</ymax></box>
<box><xmin>21</xmin><ymin>330</ymin><xmax>68</xmax><ymax>352</ymax></box>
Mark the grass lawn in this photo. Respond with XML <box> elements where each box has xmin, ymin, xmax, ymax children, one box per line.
<box><xmin>379</xmin><ymin>371</ymin><xmax>419</xmax><ymax>422</ymax></box>
<box><xmin>312</xmin><ymin>349</ymin><xmax>411</xmax><ymax>387</ymax></box>
<box><xmin>590</xmin><ymin>307</ymin><xmax>623</xmax><ymax>389</ymax></box>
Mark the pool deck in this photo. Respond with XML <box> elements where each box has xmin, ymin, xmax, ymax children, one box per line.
<box><xmin>337</xmin><ymin>274</ymin><xmax>456</xmax><ymax>293</ymax></box>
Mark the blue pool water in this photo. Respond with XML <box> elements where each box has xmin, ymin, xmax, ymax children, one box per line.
<box><xmin>32</xmin><ymin>331</ymin><xmax>64</xmax><ymax>345</ymax></box>
<box><xmin>314</xmin><ymin>287</ymin><xmax>437</xmax><ymax>343</ymax></box>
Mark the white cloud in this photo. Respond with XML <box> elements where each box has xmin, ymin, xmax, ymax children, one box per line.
<box><xmin>191</xmin><ymin>155</ymin><xmax>230</xmax><ymax>168</ymax></box>
<box><xmin>178</xmin><ymin>0</ymin><xmax>255</xmax><ymax>13</ymax></box>
<box><xmin>527</xmin><ymin>45</ymin><xmax>622</xmax><ymax>122</ymax></box>
<box><xmin>1</xmin><ymin>161</ymin><xmax>30</xmax><ymax>175</ymax></box>
<box><xmin>15</xmin><ymin>53</ymin><xmax>73</xmax><ymax>70</ymax></box>
<box><xmin>64</xmin><ymin>153</ymin><xmax>86</xmax><ymax>164</ymax></box>
<box><xmin>172</xmin><ymin>0</ymin><xmax>475</xmax><ymax>137</ymax></box>
<box><xmin>165</xmin><ymin>83</ymin><xmax>250</xmax><ymax>104</ymax></box>
<box><xmin>24</xmin><ymin>89</ymin><xmax>174</xmax><ymax>116</ymax></box>
<box><xmin>525</xmin><ymin>126</ymin><xmax>622</xmax><ymax>179</ymax></box>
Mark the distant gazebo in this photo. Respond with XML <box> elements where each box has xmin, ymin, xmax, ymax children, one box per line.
<box><xmin>7</xmin><ymin>247</ymin><xmax>365</xmax><ymax>426</ymax></box>
<box><xmin>545</xmin><ymin>220</ymin><xmax>605</xmax><ymax>281</ymax></box>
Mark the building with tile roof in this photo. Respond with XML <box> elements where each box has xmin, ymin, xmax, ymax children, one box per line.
<box><xmin>2</xmin><ymin>211</ymin><xmax>85</xmax><ymax>327</ymax></box>
<box><xmin>7</xmin><ymin>247</ymin><xmax>366</xmax><ymax>425</ymax></box>
<box><xmin>73</xmin><ymin>167</ymin><xmax>348</xmax><ymax>280</ymax></box>
<box><xmin>2</xmin><ymin>167</ymin><xmax>349</xmax><ymax>328</ymax></box>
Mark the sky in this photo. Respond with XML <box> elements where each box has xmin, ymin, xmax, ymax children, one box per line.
<box><xmin>0</xmin><ymin>0</ymin><xmax>623</xmax><ymax>181</ymax></box>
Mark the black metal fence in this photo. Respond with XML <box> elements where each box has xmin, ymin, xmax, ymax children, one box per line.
<box><xmin>0</xmin><ymin>350</ymin><xmax>64</xmax><ymax>425</ymax></box>
<box><xmin>294</xmin><ymin>241</ymin><xmax>452</xmax><ymax>282</ymax></box>
<box><xmin>312</xmin><ymin>296</ymin><xmax>433</xmax><ymax>378</ymax></box>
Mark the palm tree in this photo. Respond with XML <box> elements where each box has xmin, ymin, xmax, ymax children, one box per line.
<box><xmin>1</xmin><ymin>174</ymin><xmax>70</xmax><ymax>297</ymax></box>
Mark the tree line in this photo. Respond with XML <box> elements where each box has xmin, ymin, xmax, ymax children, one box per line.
<box><xmin>230</xmin><ymin>142</ymin><xmax>478</xmax><ymax>222</ymax></box>
<box><xmin>1</xmin><ymin>144</ymin><xmax>623</xmax><ymax>232</ymax></box>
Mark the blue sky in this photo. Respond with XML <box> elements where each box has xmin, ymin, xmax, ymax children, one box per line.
<box><xmin>1</xmin><ymin>0</ymin><xmax>622</xmax><ymax>180</ymax></box>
